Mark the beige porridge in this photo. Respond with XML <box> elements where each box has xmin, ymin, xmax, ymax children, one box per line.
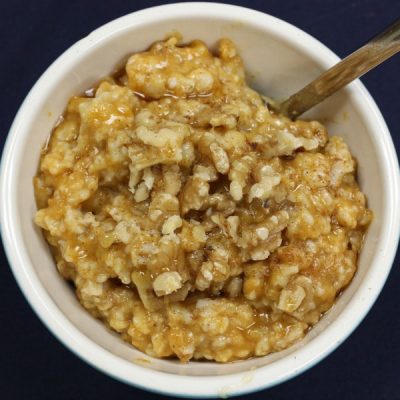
<box><xmin>34</xmin><ymin>37</ymin><xmax>371</xmax><ymax>362</ymax></box>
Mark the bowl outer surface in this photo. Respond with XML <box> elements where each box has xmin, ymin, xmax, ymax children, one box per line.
<box><xmin>1</xmin><ymin>3</ymin><xmax>399</xmax><ymax>398</ymax></box>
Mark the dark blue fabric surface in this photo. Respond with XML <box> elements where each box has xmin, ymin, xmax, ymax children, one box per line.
<box><xmin>1</xmin><ymin>1</ymin><xmax>399</xmax><ymax>399</ymax></box>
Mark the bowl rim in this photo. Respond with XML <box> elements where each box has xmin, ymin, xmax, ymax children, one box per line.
<box><xmin>1</xmin><ymin>2</ymin><xmax>399</xmax><ymax>398</ymax></box>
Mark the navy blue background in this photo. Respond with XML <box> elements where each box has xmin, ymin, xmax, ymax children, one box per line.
<box><xmin>1</xmin><ymin>1</ymin><xmax>399</xmax><ymax>399</ymax></box>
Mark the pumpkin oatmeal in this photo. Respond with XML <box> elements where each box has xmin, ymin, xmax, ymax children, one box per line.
<box><xmin>34</xmin><ymin>37</ymin><xmax>371</xmax><ymax>362</ymax></box>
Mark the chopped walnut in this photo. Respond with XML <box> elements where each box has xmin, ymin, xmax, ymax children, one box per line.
<box><xmin>153</xmin><ymin>271</ymin><xmax>183</xmax><ymax>296</ymax></box>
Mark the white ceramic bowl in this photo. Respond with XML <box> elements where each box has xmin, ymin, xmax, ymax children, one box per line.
<box><xmin>1</xmin><ymin>3</ymin><xmax>399</xmax><ymax>398</ymax></box>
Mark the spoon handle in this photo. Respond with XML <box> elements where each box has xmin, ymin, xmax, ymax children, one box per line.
<box><xmin>280</xmin><ymin>18</ymin><xmax>400</xmax><ymax>119</ymax></box>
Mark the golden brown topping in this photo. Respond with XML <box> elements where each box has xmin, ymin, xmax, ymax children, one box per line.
<box><xmin>34</xmin><ymin>37</ymin><xmax>371</xmax><ymax>363</ymax></box>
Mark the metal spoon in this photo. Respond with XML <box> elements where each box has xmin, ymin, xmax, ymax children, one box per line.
<box><xmin>271</xmin><ymin>18</ymin><xmax>400</xmax><ymax>120</ymax></box>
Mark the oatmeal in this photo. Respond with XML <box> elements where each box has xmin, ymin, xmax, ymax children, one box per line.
<box><xmin>34</xmin><ymin>37</ymin><xmax>371</xmax><ymax>362</ymax></box>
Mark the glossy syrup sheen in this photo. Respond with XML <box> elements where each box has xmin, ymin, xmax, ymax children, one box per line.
<box><xmin>34</xmin><ymin>36</ymin><xmax>371</xmax><ymax>362</ymax></box>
